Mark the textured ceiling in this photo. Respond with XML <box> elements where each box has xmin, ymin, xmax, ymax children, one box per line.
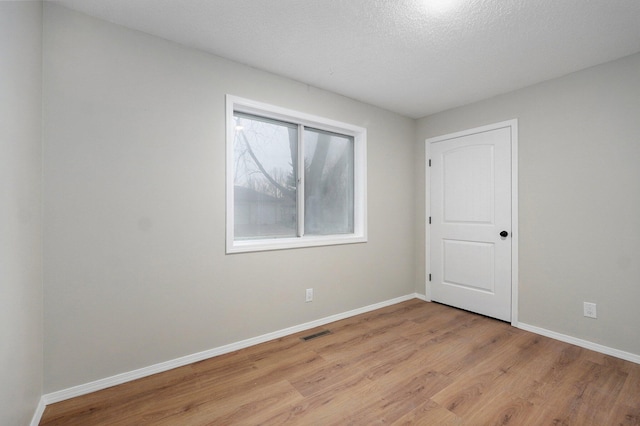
<box><xmin>49</xmin><ymin>0</ymin><xmax>640</xmax><ymax>118</ymax></box>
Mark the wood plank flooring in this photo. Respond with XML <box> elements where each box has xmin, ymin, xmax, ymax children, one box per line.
<box><xmin>40</xmin><ymin>299</ymin><xmax>640</xmax><ymax>425</ymax></box>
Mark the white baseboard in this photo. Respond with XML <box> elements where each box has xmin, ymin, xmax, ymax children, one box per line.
<box><xmin>30</xmin><ymin>397</ymin><xmax>46</xmax><ymax>426</ymax></box>
<box><xmin>42</xmin><ymin>293</ymin><xmax>421</xmax><ymax>406</ymax></box>
<box><xmin>517</xmin><ymin>322</ymin><xmax>640</xmax><ymax>365</ymax></box>
<box><xmin>414</xmin><ymin>293</ymin><xmax>428</xmax><ymax>301</ymax></box>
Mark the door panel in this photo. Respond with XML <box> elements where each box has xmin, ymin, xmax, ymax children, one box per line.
<box><xmin>430</xmin><ymin>125</ymin><xmax>512</xmax><ymax>321</ymax></box>
<box><xmin>443</xmin><ymin>145</ymin><xmax>494</xmax><ymax>224</ymax></box>
<box><xmin>443</xmin><ymin>239</ymin><xmax>494</xmax><ymax>293</ymax></box>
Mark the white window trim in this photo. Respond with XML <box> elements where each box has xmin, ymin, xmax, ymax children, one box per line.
<box><xmin>226</xmin><ymin>95</ymin><xmax>367</xmax><ymax>253</ymax></box>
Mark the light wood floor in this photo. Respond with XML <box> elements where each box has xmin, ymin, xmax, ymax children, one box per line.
<box><xmin>41</xmin><ymin>299</ymin><xmax>640</xmax><ymax>425</ymax></box>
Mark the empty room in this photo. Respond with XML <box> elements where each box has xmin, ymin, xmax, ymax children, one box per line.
<box><xmin>2</xmin><ymin>1</ymin><xmax>639</xmax><ymax>424</ymax></box>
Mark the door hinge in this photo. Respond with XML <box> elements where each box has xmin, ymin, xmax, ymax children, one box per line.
<box><xmin>428</xmin><ymin>159</ymin><xmax>431</xmax><ymax>167</ymax></box>
<box><xmin>429</xmin><ymin>216</ymin><xmax>431</xmax><ymax>224</ymax></box>
<box><xmin>429</xmin><ymin>273</ymin><xmax>432</xmax><ymax>282</ymax></box>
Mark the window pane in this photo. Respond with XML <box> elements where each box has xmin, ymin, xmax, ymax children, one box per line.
<box><xmin>233</xmin><ymin>112</ymin><xmax>297</xmax><ymax>239</ymax></box>
<box><xmin>304</xmin><ymin>128</ymin><xmax>354</xmax><ymax>235</ymax></box>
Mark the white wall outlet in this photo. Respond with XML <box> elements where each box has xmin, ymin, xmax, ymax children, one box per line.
<box><xmin>305</xmin><ymin>288</ymin><xmax>313</xmax><ymax>303</ymax></box>
<box><xmin>583</xmin><ymin>302</ymin><xmax>597</xmax><ymax>319</ymax></box>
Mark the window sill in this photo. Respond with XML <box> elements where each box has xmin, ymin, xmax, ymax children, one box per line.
<box><xmin>226</xmin><ymin>234</ymin><xmax>367</xmax><ymax>254</ymax></box>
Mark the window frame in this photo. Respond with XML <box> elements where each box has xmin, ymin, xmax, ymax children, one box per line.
<box><xmin>226</xmin><ymin>95</ymin><xmax>367</xmax><ymax>253</ymax></box>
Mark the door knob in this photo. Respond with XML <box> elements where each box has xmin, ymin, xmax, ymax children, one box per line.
<box><xmin>500</xmin><ymin>231</ymin><xmax>509</xmax><ymax>238</ymax></box>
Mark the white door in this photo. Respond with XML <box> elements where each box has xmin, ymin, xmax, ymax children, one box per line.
<box><xmin>429</xmin><ymin>121</ymin><xmax>515</xmax><ymax>322</ymax></box>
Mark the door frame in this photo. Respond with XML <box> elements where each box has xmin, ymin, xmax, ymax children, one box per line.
<box><xmin>425</xmin><ymin>119</ymin><xmax>519</xmax><ymax>326</ymax></box>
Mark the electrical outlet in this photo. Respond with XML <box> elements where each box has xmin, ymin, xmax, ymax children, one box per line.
<box><xmin>305</xmin><ymin>288</ymin><xmax>313</xmax><ymax>303</ymax></box>
<box><xmin>583</xmin><ymin>302</ymin><xmax>597</xmax><ymax>319</ymax></box>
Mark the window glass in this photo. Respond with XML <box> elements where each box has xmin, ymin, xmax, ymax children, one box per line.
<box><xmin>304</xmin><ymin>128</ymin><xmax>354</xmax><ymax>235</ymax></box>
<box><xmin>233</xmin><ymin>112</ymin><xmax>297</xmax><ymax>239</ymax></box>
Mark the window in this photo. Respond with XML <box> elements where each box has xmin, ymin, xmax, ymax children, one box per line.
<box><xmin>226</xmin><ymin>96</ymin><xmax>367</xmax><ymax>253</ymax></box>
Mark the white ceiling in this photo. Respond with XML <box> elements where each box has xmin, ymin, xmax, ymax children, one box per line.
<box><xmin>49</xmin><ymin>0</ymin><xmax>640</xmax><ymax>119</ymax></box>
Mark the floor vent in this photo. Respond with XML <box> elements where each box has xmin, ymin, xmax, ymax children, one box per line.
<box><xmin>300</xmin><ymin>330</ymin><xmax>332</xmax><ymax>341</ymax></box>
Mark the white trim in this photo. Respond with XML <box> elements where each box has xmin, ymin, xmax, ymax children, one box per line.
<box><xmin>425</xmin><ymin>119</ymin><xmax>519</xmax><ymax>324</ymax></box>
<box><xmin>425</xmin><ymin>120</ymin><xmax>516</xmax><ymax>144</ymax></box>
<box><xmin>509</xmin><ymin>120</ymin><xmax>519</xmax><ymax>326</ymax></box>
<box><xmin>30</xmin><ymin>397</ymin><xmax>46</xmax><ymax>426</ymax></box>
<box><xmin>517</xmin><ymin>322</ymin><xmax>640</xmax><ymax>365</ymax></box>
<box><xmin>414</xmin><ymin>293</ymin><xmax>428</xmax><ymax>302</ymax></box>
<box><xmin>226</xmin><ymin>95</ymin><xmax>367</xmax><ymax>254</ymax></box>
<box><xmin>225</xmin><ymin>96</ymin><xmax>236</xmax><ymax>253</ymax></box>
<box><xmin>424</xmin><ymin>141</ymin><xmax>432</xmax><ymax>302</ymax></box>
<box><xmin>229</xmin><ymin>234</ymin><xmax>367</xmax><ymax>253</ymax></box>
<box><xmin>229</xmin><ymin>95</ymin><xmax>366</xmax><ymax>136</ymax></box>
<box><xmin>42</xmin><ymin>293</ymin><xmax>420</xmax><ymax>405</ymax></box>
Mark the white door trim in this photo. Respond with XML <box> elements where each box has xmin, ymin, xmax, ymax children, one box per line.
<box><xmin>425</xmin><ymin>119</ymin><xmax>519</xmax><ymax>326</ymax></box>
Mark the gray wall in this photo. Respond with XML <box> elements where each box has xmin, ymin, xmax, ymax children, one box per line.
<box><xmin>416</xmin><ymin>52</ymin><xmax>640</xmax><ymax>356</ymax></box>
<box><xmin>0</xmin><ymin>2</ymin><xmax>44</xmax><ymax>424</ymax></box>
<box><xmin>43</xmin><ymin>3</ymin><xmax>416</xmax><ymax>393</ymax></box>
